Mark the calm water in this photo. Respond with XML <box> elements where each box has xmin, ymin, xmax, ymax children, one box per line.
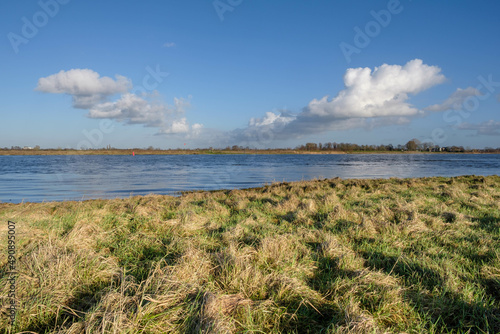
<box><xmin>0</xmin><ymin>154</ymin><xmax>499</xmax><ymax>203</ymax></box>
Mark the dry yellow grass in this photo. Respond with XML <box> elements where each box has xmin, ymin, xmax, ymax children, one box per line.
<box><xmin>0</xmin><ymin>175</ymin><xmax>499</xmax><ymax>333</ymax></box>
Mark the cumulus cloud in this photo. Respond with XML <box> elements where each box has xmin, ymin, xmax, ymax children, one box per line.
<box><xmin>36</xmin><ymin>69</ymin><xmax>131</xmax><ymax>109</ymax></box>
<box><xmin>305</xmin><ymin>59</ymin><xmax>445</xmax><ymax>118</ymax></box>
<box><xmin>159</xmin><ymin>118</ymin><xmax>190</xmax><ymax>134</ymax></box>
<box><xmin>36</xmin><ymin>69</ymin><xmax>131</xmax><ymax>96</ymax></box>
<box><xmin>249</xmin><ymin>111</ymin><xmax>295</xmax><ymax>128</ymax></box>
<box><xmin>229</xmin><ymin>111</ymin><xmax>296</xmax><ymax>145</ymax></box>
<box><xmin>229</xmin><ymin>59</ymin><xmax>446</xmax><ymax>145</ymax></box>
<box><xmin>88</xmin><ymin>93</ymin><xmax>170</xmax><ymax>127</ymax></box>
<box><xmin>425</xmin><ymin>87</ymin><xmax>482</xmax><ymax>112</ymax></box>
<box><xmin>37</xmin><ymin>69</ymin><xmax>200</xmax><ymax>136</ymax></box>
<box><xmin>457</xmin><ymin>120</ymin><xmax>500</xmax><ymax>136</ymax></box>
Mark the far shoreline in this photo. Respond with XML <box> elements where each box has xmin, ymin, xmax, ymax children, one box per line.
<box><xmin>0</xmin><ymin>149</ymin><xmax>496</xmax><ymax>156</ymax></box>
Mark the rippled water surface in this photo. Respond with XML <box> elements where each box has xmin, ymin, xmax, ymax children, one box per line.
<box><xmin>1</xmin><ymin>154</ymin><xmax>499</xmax><ymax>203</ymax></box>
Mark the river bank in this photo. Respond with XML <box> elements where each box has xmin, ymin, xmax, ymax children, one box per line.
<box><xmin>1</xmin><ymin>175</ymin><xmax>499</xmax><ymax>332</ymax></box>
<box><xmin>0</xmin><ymin>149</ymin><xmax>493</xmax><ymax>156</ymax></box>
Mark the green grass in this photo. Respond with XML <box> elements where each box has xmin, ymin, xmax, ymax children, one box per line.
<box><xmin>0</xmin><ymin>175</ymin><xmax>499</xmax><ymax>333</ymax></box>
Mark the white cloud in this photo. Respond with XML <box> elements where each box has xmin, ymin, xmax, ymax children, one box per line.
<box><xmin>192</xmin><ymin>123</ymin><xmax>203</xmax><ymax>130</ymax></box>
<box><xmin>248</xmin><ymin>111</ymin><xmax>295</xmax><ymax>127</ymax></box>
<box><xmin>163</xmin><ymin>42</ymin><xmax>176</xmax><ymax>48</ymax></box>
<box><xmin>159</xmin><ymin>118</ymin><xmax>190</xmax><ymax>134</ymax></box>
<box><xmin>229</xmin><ymin>111</ymin><xmax>296</xmax><ymax>146</ymax></box>
<box><xmin>457</xmin><ymin>120</ymin><xmax>500</xmax><ymax>136</ymax></box>
<box><xmin>89</xmin><ymin>94</ymin><xmax>200</xmax><ymax>134</ymax></box>
<box><xmin>88</xmin><ymin>93</ymin><xmax>165</xmax><ymax>126</ymax></box>
<box><xmin>173</xmin><ymin>97</ymin><xmax>191</xmax><ymax>114</ymax></box>
<box><xmin>36</xmin><ymin>69</ymin><xmax>131</xmax><ymax>109</ymax></box>
<box><xmin>37</xmin><ymin>69</ymin><xmax>201</xmax><ymax>136</ymax></box>
<box><xmin>425</xmin><ymin>87</ymin><xmax>482</xmax><ymax>112</ymax></box>
<box><xmin>229</xmin><ymin>59</ymin><xmax>446</xmax><ymax>145</ymax></box>
<box><xmin>305</xmin><ymin>59</ymin><xmax>446</xmax><ymax>118</ymax></box>
<box><xmin>36</xmin><ymin>69</ymin><xmax>131</xmax><ymax>95</ymax></box>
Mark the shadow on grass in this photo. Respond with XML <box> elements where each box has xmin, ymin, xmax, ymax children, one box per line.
<box><xmin>299</xmin><ymin>256</ymin><xmax>360</xmax><ymax>331</ymax></box>
<box><xmin>16</xmin><ymin>314</ymin><xmax>63</xmax><ymax>334</ymax></box>
<box><xmin>129</xmin><ymin>246</ymin><xmax>182</xmax><ymax>282</ymax></box>
<box><xmin>331</xmin><ymin>219</ymin><xmax>358</xmax><ymax>233</ymax></box>
<box><xmin>106</xmin><ymin>241</ymin><xmax>182</xmax><ymax>282</ymax></box>
<box><xmin>12</xmin><ymin>280</ymin><xmax>113</xmax><ymax>334</ymax></box>
<box><xmin>480</xmin><ymin>277</ymin><xmax>500</xmax><ymax>300</ymax></box>
<box><xmin>360</xmin><ymin>251</ymin><xmax>500</xmax><ymax>333</ymax></box>
<box><xmin>472</xmin><ymin>214</ymin><xmax>500</xmax><ymax>234</ymax></box>
<box><xmin>360</xmin><ymin>251</ymin><xmax>444</xmax><ymax>292</ymax></box>
<box><xmin>277</xmin><ymin>211</ymin><xmax>296</xmax><ymax>223</ymax></box>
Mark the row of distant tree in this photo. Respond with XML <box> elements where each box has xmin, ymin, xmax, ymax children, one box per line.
<box><xmin>224</xmin><ymin>139</ymin><xmax>500</xmax><ymax>153</ymax></box>
<box><xmin>3</xmin><ymin>139</ymin><xmax>500</xmax><ymax>153</ymax></box>
<box><xmin>292</xmin><ymin>139</ymin><xmax>500</xmax><ymax>153</ymax></box>
<box><xmin>293</xmin><ymin>140</ymin><xmax>473</xmax><ymax>152</ymax></box>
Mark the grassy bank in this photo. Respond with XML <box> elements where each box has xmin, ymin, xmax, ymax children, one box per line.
<box><xmin>1</xmin><ymin>175</ymin><xmax>499</xmax><ymax>333</ymax></box>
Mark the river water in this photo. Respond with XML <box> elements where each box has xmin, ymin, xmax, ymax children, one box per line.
<box><xmin>0</xmin><ymin>154</ymin><xmax>499</xmax><ymax>203</ymax></box>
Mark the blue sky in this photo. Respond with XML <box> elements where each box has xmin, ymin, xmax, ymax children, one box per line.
<box><xmin>1</xmin><ymin>0</ymin><xmax>499</xmax><ymax>149</ymax></box>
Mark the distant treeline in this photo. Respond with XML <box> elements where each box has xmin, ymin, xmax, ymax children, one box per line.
<box><xmin>292</xmin><ymin>140</ymin><xmax>500</xmax><ymax>153</ymax></box>
<box><xmin>3</xmin><ymin>139</ymin><xmax>500</xmax><ymax>153</ymax></box>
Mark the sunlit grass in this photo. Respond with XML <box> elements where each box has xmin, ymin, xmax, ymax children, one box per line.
<box><xmin>1</xmin><ymin>175</ymin><xmax>499</xmax><ymax>333</ymax></box>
